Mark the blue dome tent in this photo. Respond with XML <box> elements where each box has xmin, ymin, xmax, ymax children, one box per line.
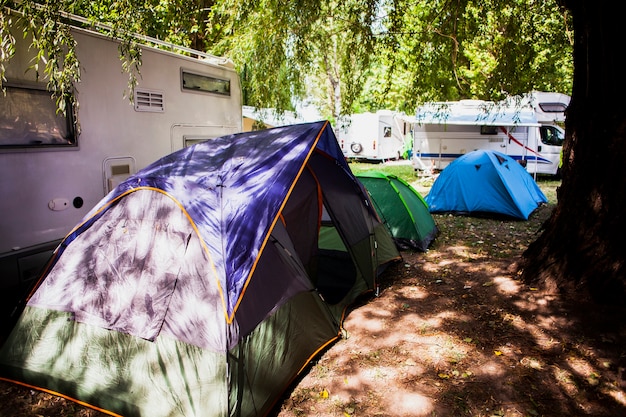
<box><xmin>425</xmin><ymin>150</ymin><xmax>547</xmax><ymax>220</ymax></box>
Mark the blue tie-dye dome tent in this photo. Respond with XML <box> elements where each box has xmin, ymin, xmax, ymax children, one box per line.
<box><xmin>0</xmin><ymin>121</ymin><xmax>400</xmax><ymax>417</ymax></box>
<box><xmin>425</xmin><ymin>150</ymin><xmax>547</xmax><ymax>220</ymax></box>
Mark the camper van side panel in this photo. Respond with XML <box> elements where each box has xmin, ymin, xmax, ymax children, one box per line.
<box><xmin>0</xmin><ymin>27</ymin><xmax>242</xmax><ymax>302</ymax></box>
<box><xmin>412</xmin><ymin>124</ymin><xmax>563</xmax><ymax>175</ymax></box>
<box><xmin>411</xmin><ymin>94</ymin><xmax>568</xmax><ymax>175</ymax></box>
<box><xmin>413</xmin><ymin>124</ymin><xmax>514</xmax><ymax>170</ymax></box>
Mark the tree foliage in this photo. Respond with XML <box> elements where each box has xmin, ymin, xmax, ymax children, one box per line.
<box><xmin>1</xmin><ymin>0</ymin><xmax>81</xmax><ymax>113</ymax></box>
<box><xmin>294</xmin><ymin>0</ymin><xmax>379</xmax><ymax>120</ymax></box>
<box><xmin>354</xmin><ymin>0</ymin><xmax>573</xmax><ymax>113</ymax></box>
<box><xmin>1</xmin><ymin>0</ymin><xmax>572</xmax><ymax>117</ymax></box>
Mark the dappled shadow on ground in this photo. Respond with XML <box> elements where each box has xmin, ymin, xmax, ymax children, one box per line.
<box><xmin>1</xmin><ymin>204</ymin><xmax>625</xmax><ymax>417</ymax></box>
<box><xmin>276</xmin><ymin>205</ymin><xmax>626</xmax><ymax>417</ymax></box>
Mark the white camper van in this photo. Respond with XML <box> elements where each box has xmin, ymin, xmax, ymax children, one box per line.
<box><xmin>337</xmin><ymin>110</ymin><xmax>412</xmax><ymax>161</ymax></box>
<box><xmin>411</xmin><ymin>92</ymin><xmax>569</xmax><ymax>175</ymax></box>
<box><xmin>0</xmin><ymin>20</ymin><xmax>242</xmax><ymax>317</ymax></box>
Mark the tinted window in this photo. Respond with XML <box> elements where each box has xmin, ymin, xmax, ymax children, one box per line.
<box><xmin>540</xmin><ymin>126</ymin><xmax>564</xmax><ymax>146</ymax></box>
<box><xmin>0</xmin><ymin>85</ymin><xmax>76</xmax><ymax>149</ymax></box>
<box><xmin>181</xmin><ymin>70</ymin><xmax>230</xmax><ymax>96</ymax></box>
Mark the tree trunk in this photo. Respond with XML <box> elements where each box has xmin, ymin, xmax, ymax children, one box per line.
<box><xmin>519</xmin><ymin>0</ymin><xmax>626</xmax><ymax>304</ymax></box>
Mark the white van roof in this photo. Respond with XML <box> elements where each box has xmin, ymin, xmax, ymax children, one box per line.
<box><xmin>415</xmin><ymin>100</ymin><xmax>540</xmax><ymax>126</ymax></box>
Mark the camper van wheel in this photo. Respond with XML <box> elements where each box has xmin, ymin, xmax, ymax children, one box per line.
<box><xmin>350</xmin><ymin>143</ymin><xmax>363</xmax><ymax>154</ymax></box>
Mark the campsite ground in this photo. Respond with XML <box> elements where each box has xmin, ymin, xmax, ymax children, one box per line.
<box><xmin>1</xmin><ymin>175</ymin><xmax>626</xmax><ymax>416</ymax></box>
<box><xmin>272</xmin><ymin>176</ymin><xmax>626</xmax><ymax>417</ymax></box>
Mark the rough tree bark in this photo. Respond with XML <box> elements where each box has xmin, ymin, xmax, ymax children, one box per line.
<box><xmin>518</xmin><ymin>0</ymin><xmax>626</xmax><ymax>304</ymax></box>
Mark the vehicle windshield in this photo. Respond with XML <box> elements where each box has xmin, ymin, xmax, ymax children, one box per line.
<box><xmin>539</xmin><ymin>125</ymin><xmax>564</xmax><ymax>146</ymax></box>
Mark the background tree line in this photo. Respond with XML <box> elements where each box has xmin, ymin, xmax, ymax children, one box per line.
<box><xmin>1</xmin><ymin>0</ymin><xmax>573</xmax><ymax>120</ymax></box>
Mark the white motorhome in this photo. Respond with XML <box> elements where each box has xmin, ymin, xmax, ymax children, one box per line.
<box><xmin>0</xmin><ymin>19</ymin><xmax>242</xmax><ymax>316</ymax></box>
<box><xmin>411</xmin><ymin>91</ymin><xmax>569</xmax><ymax>175</ymax></box>
<box><xmin>337</xmin><ymin>110</ymin><xmax>412</xmax><ymax>161</ymax></box>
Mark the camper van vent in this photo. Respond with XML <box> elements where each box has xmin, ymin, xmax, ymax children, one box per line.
<box><xmin>134</xmin><ymin>89</ymin><xmax>164</xmax><ymax>112</ymax></box>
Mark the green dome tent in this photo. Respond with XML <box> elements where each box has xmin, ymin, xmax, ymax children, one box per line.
<box><xmin>356</xmin><ymin>171</ymin><xmax>438</xmax><ymax>251</ymax></box>
<box><xmin>0</xmin><ymin>122</ymin><xmax>400</xmax><ymax>417</ymax></box>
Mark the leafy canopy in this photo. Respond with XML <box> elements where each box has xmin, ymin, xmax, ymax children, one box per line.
<box><xmin>1</xmin><ymin>0</ymin><xmax>572</xmax><ymax>118</ymax></box>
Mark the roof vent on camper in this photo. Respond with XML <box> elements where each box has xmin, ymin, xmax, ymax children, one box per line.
<box><xmin>134</xmin><ymin>88</ymin><xmax>164</xmax><ymax>112</ymax></box>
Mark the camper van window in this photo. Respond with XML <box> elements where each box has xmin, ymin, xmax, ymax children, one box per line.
<box><xmin>183</xmin><ymin>136</ymin><xmax>212</xmax><ymax>147</ymax></box>
<box><xmin>539</xmin><ymin>102</ymin><xmax>567</xmax><ymax>113</ymax></box>
<box><xmin>0</xmin><ymin>85</ymin><xmax>76</xmax><ymax>149</ymax></box>
<box><xmin>181</xmin><ymin>70</ymin><xmax>230</xmax><ymax>96</ymax></box>
<box><xmin>480</xmin><ymin>126</ymin><xmax>498</xmax><ymax>135</ymax></box>
<box><xmin>383</xmin><ymin>126</ymin><xmax>392</xmax><ymax>137</ymax></box>
<box><xmin>540</xmin><ymin>125</ymin><xmax>565</xmax><ymax>146</ymax></box>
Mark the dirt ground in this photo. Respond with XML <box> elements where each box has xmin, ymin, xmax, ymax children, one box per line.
<box><xmin>273</xmin><ymin>204</ymin><xmax>626</xmax><ymax>417</ymax></box>
<box><xmin>2</xmin><ymin>189</ymin><xmax>626</xmax><ymax>416</ymax></box>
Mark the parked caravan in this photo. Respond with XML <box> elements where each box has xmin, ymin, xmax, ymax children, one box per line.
<box><xmin>337</xmin><ymin>110</ymin><xmax>412</xmax><ymax>161</ymax></box>
<box><xmin>0</xmin><ymin>16</ymin><xmax>242</xmax><ymax>328</ymax></box>
<box><xmin>411</xmin><ymin>92</ymin><xmax>569</xmax><ymax>175</ymax></box>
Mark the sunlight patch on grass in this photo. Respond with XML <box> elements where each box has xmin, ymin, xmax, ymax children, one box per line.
<box><xmin>474</xmin><ymin>360</ymin><xmax>506</xmax><ymax>377</ymax></box>
<box><xmin>493</xmin><ymin>275</ymin><xmax>521</xmax><ymax>294</ymax></box>
<box><xmin>520</xmin><ymin>356</ymin><xmax>544</xmax><ymax>370</ymax></box>
<box><xmin>386</xmin><ymin>391</ymin><xmax>434</xmax><ymax>416</ymax></box>
<box><xmin>603</xmin><ymin>386</ymin><xmax>626</xmax><ymax>407</ymax></box>
<box><xmin>551</xmin><ymin>366</ymin><xmax>578</xmax><ymax>396</ymax></box>
<box><xmin>348</xmin><ymin>162</ymin><xmax>415</xmax><ymax>179</ymax></box>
